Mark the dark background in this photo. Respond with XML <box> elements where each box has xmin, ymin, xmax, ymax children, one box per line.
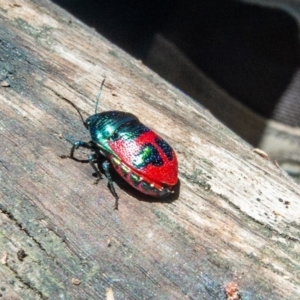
<box><xmin>52</xmin><ymin>0</ymin><xmax>300</xmax><ymax>142</ymax></box>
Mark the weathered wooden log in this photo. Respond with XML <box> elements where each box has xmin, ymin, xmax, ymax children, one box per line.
<box><xmin>0</xmin><ymin>0</ymin><xmax>300</xmax><ymax>299</ymax></box>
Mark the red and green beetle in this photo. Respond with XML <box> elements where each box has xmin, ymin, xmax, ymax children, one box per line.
<box><xmin>61</xmin><ymin>80</ymin><xmax>178</xmax><ymax>209</ymax></box>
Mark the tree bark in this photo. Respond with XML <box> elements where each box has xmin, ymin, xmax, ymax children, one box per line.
<box><xmin>0</xmin><ymin>0</ymin><xmax>300</xmax><ymax>299</ymax></box>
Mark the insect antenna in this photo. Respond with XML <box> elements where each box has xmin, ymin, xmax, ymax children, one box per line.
<box><xmin>95</xmin><ymin>78</ymin><xmax>105</xmax><ymax>114</ymax></box>
<box><xmin>62</xmin><ymin>97</ymin><xmax>87</xmax><ymax>129</ymax></box>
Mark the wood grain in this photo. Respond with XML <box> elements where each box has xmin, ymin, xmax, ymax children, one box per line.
<box><xmin>0</xmin><ymin>0</ymin><xmax>300</xmax><ymax>299</ymax></box>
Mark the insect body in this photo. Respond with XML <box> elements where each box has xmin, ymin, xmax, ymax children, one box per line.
<box><xmin>61</xmin><ymin>80</ymin><xmax>178</xmax><ymax>209</ymax></box>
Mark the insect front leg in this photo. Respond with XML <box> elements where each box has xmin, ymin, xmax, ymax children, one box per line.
<box><xmin>102</xmin><ymin>161</ymin><xmax>119</xmax><ymax>210</ymax></box>
<box><xmin>60</xmin><ymin>139</ymin><xmax>94</xmax><ymax>162</ymax></box>
<box><xmin>69</xmin><ymin>140</ymin><xmax>95</xmax><ymax>161</ymax></box>
<box><xmin>60</xmin><ymin>140</ymin><xmax>103</xmax><ymax>182</ymax></box>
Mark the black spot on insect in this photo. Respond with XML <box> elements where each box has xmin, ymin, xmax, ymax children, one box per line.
<box><xmin>155</xmin><ymin>137</ymin><xmax>173</xmax><ymax>161</ymax></box>
<box><xmin>110</xmin><ymin>131</ymin><xmax>120</xmax><ymax>141</ymax></box>
<box><xmin>133</xmin><ymin>144</ymin><xmax>163</xmax><ymax>169</ymax></box>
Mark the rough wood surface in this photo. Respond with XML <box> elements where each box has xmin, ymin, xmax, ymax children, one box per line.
<box><xmin>0</xmin><ymin>1</ymin><xmax>300</xmax><ymax>299</ymax></box>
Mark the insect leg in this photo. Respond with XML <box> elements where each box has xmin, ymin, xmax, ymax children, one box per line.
<box><xmin>69</xmin><ymin>141</ymin><xmax>94</xmax><ymax>160</ymax></box>
<box><xmin>60</xmin><ymin>140</ymin><xmax>94</xmax><ymax>162</ymax></box>
<box><xmin>102</xmin><ymin>161</ymin><xmax>119</xmax><ymax>209</ymax></box>
<box><xmin>87</xmin><ymin>153</ymin><xmax>102</xmax><ymax>184</ymax></box>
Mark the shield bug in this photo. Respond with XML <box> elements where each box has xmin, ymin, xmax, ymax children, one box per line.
<box><xmin>61</xmin><ymin>80</ymin><xmax>178</xmax><ymax>209</ymax></box>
